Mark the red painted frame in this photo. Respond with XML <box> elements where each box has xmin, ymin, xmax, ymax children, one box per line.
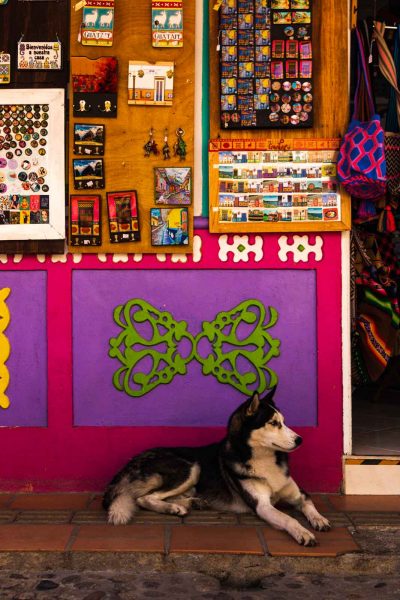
<box><xmin>0</xmin><ymin>230</ymin><xmax>343</xmax><ymax>492</ymax></box>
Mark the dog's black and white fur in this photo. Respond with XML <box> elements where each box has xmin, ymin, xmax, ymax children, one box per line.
<box><xmin>103</xmin><ymin>387</ymin><xmax>330</xmax><ymax>545</ymax></box>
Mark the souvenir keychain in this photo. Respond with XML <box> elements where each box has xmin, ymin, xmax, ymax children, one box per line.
<box><xmin>0</xmin><ymin>52</ymin><xmax>10</xmax><ymax>84</ymax></box>
<box><xmin>174</xmin><ymin>127</ymin><xmax>186</xmax><ymax>160</ymax></box>
<box><xmin>162</xmin><ymin>128</ymin><xmax>170</xmax><ymax>160</ymax></box>
<box><xmin>143</xmin><ymin>128</ymin><xmax>159</xmax><ymax>157</ymax></box>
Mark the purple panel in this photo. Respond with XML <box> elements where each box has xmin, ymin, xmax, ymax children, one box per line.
<box><xmin>0</xmin><ymin>271</ymin><xmax>47</xmax><ymax>427</ymax></box>
<box><xmin>73</xmin><ymin>270</ymin><xmax>316</xmax><ymax>427</ymax></box>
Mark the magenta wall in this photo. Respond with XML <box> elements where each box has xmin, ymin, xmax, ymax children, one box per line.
<box><xmin>0</xmin><ymin>230</ymin><xmax>343</xmax><ymax>492</ymax></box>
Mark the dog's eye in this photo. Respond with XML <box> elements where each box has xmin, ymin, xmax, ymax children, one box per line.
<box><xmin>270</xmin><ymin>420</ymin><xmax>278</xmax><ymax>427</ymax></box>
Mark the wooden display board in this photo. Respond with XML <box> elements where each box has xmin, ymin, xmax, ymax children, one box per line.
<box><xmin>209</xmin><ymin>0</ymin><xmax>351</xmax><ymax>233</ymax></box>
<box><xmin>69</xmin><ymin>0</ymin><xmax>195</xmax><ymax>254</ymax></box>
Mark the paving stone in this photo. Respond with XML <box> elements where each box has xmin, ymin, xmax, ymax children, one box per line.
<box><xmin>183</xmin><ymin>511</ymin><xmax>239</xmax><ymax>524</ymax></box>
<box><xmin>72</xmin><ymin>511</ymin><xmax>108</xmax><ymax>524</ymax></box>
<box><xmin>0</xmin><ymin>511</ymin><xmax>17</xmax><ymax>523</ymax></box>
<box><xmin>15</xmin><ymin>511</ymin><xmax>72</xmax><ymax>523</ymax></box>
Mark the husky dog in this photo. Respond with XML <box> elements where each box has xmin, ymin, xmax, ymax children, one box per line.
<box><xmin>103</xmin><ymin>387</ymin><xmax>330</xmax><ymax>545</ymax></box>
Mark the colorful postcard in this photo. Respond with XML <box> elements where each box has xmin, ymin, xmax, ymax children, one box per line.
<box><xmin>150</xmin><ymin>207</ymin><xmax>189</xmax><ymax>246</ymax></box>
<box><xmin>69</xmin><ymin>194</ymin><xmax>101</xmax><ymax>246</ymax></box>
<box><xmin>107</xmin><ymin>190</ymin><xmax>140</xmax><ymax>243</ymax></box>
<box><xmin>128</xmin><ymin>61</ymin><xmax>174</xmax><ymax>106</ymax></box>
<box><xmin>73</xmin><ymin>124</ymin><xmax>105</xmax><ymax>156</ymax></box>
<box><xmin>154</xmin><ymin>167</ymin><xmax>192</xmax><ymax>205</ymax></box>
<box><xmin>73</xmin><ymin>158</ymin><xmax>105</xmax><ymax>190</ymax></box>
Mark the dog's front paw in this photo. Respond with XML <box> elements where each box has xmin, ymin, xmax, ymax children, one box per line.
<box><xmin>309</xmin><ymin>514</ymin><xmax>331</xmax><ymax>532</ymax></box>
<box><xmin>291</xmin><ymin>524</ymin><xmax>317</xmax><ymax>546</ymax></box>
<box><xmin>167</xmin><ymin>503</ymin><xmax>188</xmax><ymax>516</ymax></box>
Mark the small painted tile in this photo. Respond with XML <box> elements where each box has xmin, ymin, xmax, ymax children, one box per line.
<box><xmin>262</xmin><ymin>526</ymin><xmax>361</xmax><ymax>557</ymax></box>
<box><xmin>169</xmin><ymin>525</ymin><xmax>264</xmax><ymax>555</ymax></box>
<box><xmin>328</xmin><ymin>495</ymin><xmax>400</xmax><ymax>512</ymax></box>
<box><xmin>71</xmin><ymin>524</ymin><xmax>165</xmax><ymax>552</ymax></box>
<box><xmin>0</xmin><ymin>525</ymin><xmax>74</xmax><ymax>551</ymax></box>
<box><xmin>10</xmin><ymin>493</ymin><xmax>91</xmax><ymax>511</ymax></box>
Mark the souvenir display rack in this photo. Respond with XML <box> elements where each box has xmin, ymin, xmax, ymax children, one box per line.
<box><xmin>209</xmin><ymin>138</ymin><xmax>351</xmax><ymax>232</ymax></box>
<box><xmin>69</xmin><ymin>0</ymin><xmax>195</xmax><ymax>254</ymax></box>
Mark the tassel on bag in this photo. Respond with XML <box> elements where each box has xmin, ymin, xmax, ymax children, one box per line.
<box><xmin>377</xmin><ymin>203</ymin><xmax>397</xmax><ymax>232</ymax></box>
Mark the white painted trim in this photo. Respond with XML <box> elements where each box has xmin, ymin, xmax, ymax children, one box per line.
<box><xmin>342</xmin><ymin>231</ymin><xmax>352</xmax><ymax>455</ymax></box>
<box><xmin>193</xmin><ymin>0</ymin><xmax>203</xmax><ymax>216</ymax></box>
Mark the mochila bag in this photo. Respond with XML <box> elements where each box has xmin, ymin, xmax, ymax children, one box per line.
<box><xmin>374</xmin><ymin>21</ymin><xmax>400</xmax><ymax>197</ymax></box>
<box><xmin>337</xmin><ymin>27</ymin><xmax>387</xmax><ymax>200</ymax></box>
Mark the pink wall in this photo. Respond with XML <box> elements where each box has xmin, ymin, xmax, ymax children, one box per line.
<box><xmin>0</xmin><ymin>230</ymin><xmax>343</xmax><ymax>492</ymax></box>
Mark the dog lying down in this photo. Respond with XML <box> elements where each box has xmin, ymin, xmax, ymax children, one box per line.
<box><xmin>103</xmin><ymin>387</ymin><xmax>330</xmax><ymax>545</ymax></box>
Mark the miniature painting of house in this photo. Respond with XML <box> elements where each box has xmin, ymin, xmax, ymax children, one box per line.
<box><xmin>128</xmin><ymin>61</ymin><xmax>174</xmax><ymax>106</ymax></box>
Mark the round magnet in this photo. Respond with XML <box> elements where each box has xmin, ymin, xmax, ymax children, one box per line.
<box><xmin>271</xmin><ymin>103</ymin><xmax>281</xmax><ymax>113</ymax></box>
<box><xmin>269</xmin><ymin>112</ymin><xmax>279</xmax><ymax>122</ymax></box>
<box><xmin>30</xmin><ymin>140</ymin><xmax>38</xmax><ymax>148</ymax></box>
<box><xmin>10</xmin><ymin>141</ymin><xmax>17</xmax><ymax>149</ymax></box>
<box><xmin>293</xmin><ymin>103</ymin><xmax>302</xmax><ymax>113</ymax></box>
<box><xmin>18</xmin><ymin>171</ymin><xmax>27</xmax><ymax>181</ymax></box>
<box><xmin>38</xmin><ymin>148</ymin><xmax>46</xmax><ymax>156</ymax></box>
<box><xmin>272</xmin><ymin>81</ymin><xmax>281</xmax><ymax>90</ymax></box>
<box><xmin>33</xmin><ymin>105</ymin><xmax>40</xmax><ymax>112</ymax></box>
<box><xmin>41</xmin><ymin>120</ymin><xmax>48</xmax><ymax>128</ymax></box>
<box><xmin>290</xmin><ymin>114</ymin><xmax>300</xmax><ymax>125</ymax></box>
<box><xmin>15</xmin><ymin>149</ymin><xmax>22</xmax><ymax>156</ymax></box>
<box><xmin>299</xmin><ymin>111</ymin><xmax>309</xmax><ymax>122</ymax></box>
<box><xmin>42</xmin><ymin>112</ymin><xmax>49</xmax><ymax>119</ymax></box>
<box><xmin>30</xmin><ymin>182</ymin><xmax>40</xmax><ymax>192</ymax></box>
<box><xmin>39</xmin><ymin>138</ymin><xmax>46</xmax><ymax>146</ymax></box>
<box><xmin>25</xmin><ymin>148</ymin><xmax>32</xmax><ymax>156</ymax></box>
<box><xmin>42</xmin><ymin>184</ymin><xmax>49</xmax><ymax>192</ymax></box>
<box><xmin>303</xmin><ymin>103</ymin><xmax>312</xmax><ymax>112</ymax></box>
<box><xmin>40</xmin><ymin>129</ymin><xmax>48</xmax><ymax>137</ymax></box>
<box><xmin>270</xmin><ymin>92</ymin><xmax>280</xmax><ymax>102</ymax></box>
<box><xmin>22</xmin><ymin>182</ymin><xmax>30</xmax><ymax>190</ymax></box>
<box><xmin>282</xmin><ymin>93</ymin><xmax>291</xmax><ymax>103</ymax></box>
<box><xmin>284</xmin><ymin>26</ymin><xmax>294</xmax><ymax>37</ymax></box>
<box><xmin>231</xmin><ymin>113</ymin><xmax>240</xmax><ymax>123</ymax></box>
<box><xmin>0</xmin><ymin>158</ymin><xmax>6</xmax><ymax>168</ymax></box>
<box><xmin>302</xmin><ymin>81</ymin><xmax>312</xmax><ymax>91</ymax></box>
<box><xmin>21</xmin><ymin>160</ymin><xmax>31</xmax><ymax>170</ymax></box>
<box><xmin>34</xmin><ymin>121</ymin><xmax>41</xmax><ymax>129</ymax></box>
<box><xmin>303</xmin><ymin>93</ymin><xmax>313</xmax><ymax>102</ymax></box>
<box><xmin>23</xmin><ymin>134</ymin><xmax>31</xmax><ymax>141</ymax></box>
<box><xmin>25</xmin><ymin>105</ymin><xmax>32</xmax><ymax>112</ymax></box>
<box><xmin>32</xmin><ymin>132</ymin><xmax>39</xmax><ymax>140</ymax></box>
<box><xmin>33</xmin><ymin>112</ymin><xmax>41</xmax><ymax>120</ymax></box>
<box><xmin>292</xmin><ymin>92</ymin><xmax>302</xmax><ymax>102</ymax></box>
<box><xmin>28</xmin><ymin>171</ymin><xmax>38</xmax><ymax>181</ymax></box>
<box><xmin>281</xmin><ymin>103</ymin><xmax>291</xmax><ymax>113</ymax></box>
<box><xmin>19</xmin><ymin>141</ymin><xmax>26</xmax><ymax>148</ymax></box>
<box><xmin>292</xmin><ymin>81</ymin><xmax>302</xmax><ymax>91</ymax></box>
<box><xmin>10</xmin><ymin>105</ymin><xmax>17</xmax><ymax>113</ymax></box>
<box><xmin>280</xmin><ymin>115</ymin><xmax>290</xmax><ymax>125</ymax></box>
<box><xmin>282</xmin><ymin>81</ymin><xmax>291</xmax><ymax>91</ymax></box>
<box><xmin>26</xmin><ymin>112</ymin><xmax>33</xmax><ymax>119</ymax></box>
<box><xmin>37</xmin><ymin>176</ymin><xmax>45</xmax><ymax>185</ymax></box>
<box><xmin>0</xmin><ymin>184</ymin><xmax>7</xmax><ymax>193</ymax></box>
<box><xmin>38</xmin><ymin>167</ymin><xmax>47</xmax><ymax>177</ymax></box>
<box><xmin>5</xmin><ymin>134</ymin><xmax>12</xmax><ymax>141</ymax></box>
<box><xmin>42</xmin><ymin>105</ymin><xmax>49</xmax><ymax>112</ymax></box>
<box><xmin>297</xmin><ymin>26</ymin><xmax>309</xmax><ymax>38</ymax></box>
<box><xmin>5</xmin><ymin>151</ymin><xmax>13</xmax><ymax>160</ymax></box>
<box><xmin>2</xmin><ymin>142</ymin><xmax>10</xmax><ymax>150</ymax></box>
<box><xmin>3</xmin><ymin>126</ymin><xmax>10</xmax><ymax>135</ymax></box>
<box><xmin>8</xmin><ymin>159</ymin><xmax>17</xmax><ymax>169</ymax></box>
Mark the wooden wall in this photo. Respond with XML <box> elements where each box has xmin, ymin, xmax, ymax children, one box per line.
<box><xmin>208</xmin><ymin>0</ymin><xmax>351</xmax><ymax>233</ymax></box>
<box><xmin>69</xmin><ymin>1</ymin><xmax>195</xmax><ymax>254</ymax></box>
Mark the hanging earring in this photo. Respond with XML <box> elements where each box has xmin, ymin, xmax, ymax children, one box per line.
<box><xmin>143</xmin><ymin>128</ymin><xmax>159</xmax><ymax>157</ymax></box>
<box><xmin>162</xmin><ymin>128</ymin><xmax>170</xmax><ymax>160</ymax></box>
<box><xmin>174</xmin><ymin>127</ymin><xmax>186</xmax><ymax>160</ymax></box>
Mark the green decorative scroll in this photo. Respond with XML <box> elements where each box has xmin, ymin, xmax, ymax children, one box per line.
<box><xmin>194</xmin><ymin>300</ymin><xmax>280</xmax><ymax>395</ymax></box>
<box><xmin>109</xmin><ymin>298</ymin><xmax>280</xmax><ymax>397</ymax></box>
<box><xmin>109</xmin><ymin>299</ymin><xmax>195</xmax><ymax>397</ymax></box>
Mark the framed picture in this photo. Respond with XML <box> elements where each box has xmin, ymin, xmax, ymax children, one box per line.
<box><xmin>73</xmin><ymin>158</ymin><xmax>105</xmax><ymax>189</ymax></box>
<box><xmin>150</xmin><ymin>207</ymin><xmax>189</xmax><ymax>246</ymax></box>
<box><xmin>69</xmin><ymin>194</ymin><xmax>101</xmax><ymax>246</ymax></box>
<box><xmin>0</xmin><ymin>88</ymin><xmax>65</xmax><ymax>241</ymax></box>
<box><xmin>154</xmin><ymin>167</ymin><xmax>191</xmax><ymax>205</ymax></box>
<box><xmin>106</xmin><ymin>190</ymin><xmax>140</xmax><ymax>243</ymax></box>
<box><xmin>73</xmin><ymin>123</ymin><xmax>105</xmax><ymax>156</ymax></box>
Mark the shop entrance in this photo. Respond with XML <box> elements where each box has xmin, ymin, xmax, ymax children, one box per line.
<box><xmin>348</xmin><ymin>1</ymin><xmax>400</xmax><ymax>490</ymax></box>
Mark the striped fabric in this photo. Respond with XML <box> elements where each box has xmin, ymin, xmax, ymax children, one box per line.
<box><xmin>373</xmin><ymin>21</ymin><xmax>400</xmax><ymax>119</ymax></box>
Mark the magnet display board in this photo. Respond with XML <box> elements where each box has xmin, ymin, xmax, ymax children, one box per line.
<box><xmin>209</xmin><ymin>137</ymin><xmax>351</xmax><ymax>232</ymax></box>
<box><xmin>69</xmin><ymin>1</ymin><xmax>195</xmax><ymax>254</ymax></box>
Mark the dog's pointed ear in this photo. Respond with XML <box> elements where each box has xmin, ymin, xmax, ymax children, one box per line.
<box><xmin>262</xmin><ymin>385</ymin><xmax>277</xmax><ymax>406</ymax></box>
<box><xmin>246</xmin><ymin>391</ymin><xmax>260</xmax><ymax>416</ymax></box>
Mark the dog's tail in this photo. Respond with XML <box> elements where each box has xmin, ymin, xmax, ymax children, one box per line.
<box><xmin>103</xmin><ymin>473</ymin><xmax>162</xmax><ymax>525</ymax></box>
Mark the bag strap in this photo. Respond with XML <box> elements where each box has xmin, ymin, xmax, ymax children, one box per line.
<box><xmin>353</xmin><ymin>27</ymin><xmax>375</xmax><ymax>120</ymax></box>
<box><xmin>373</xmin><ymin>21</ymin><xmax>400</xmax><ymax>130</ymax></box>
